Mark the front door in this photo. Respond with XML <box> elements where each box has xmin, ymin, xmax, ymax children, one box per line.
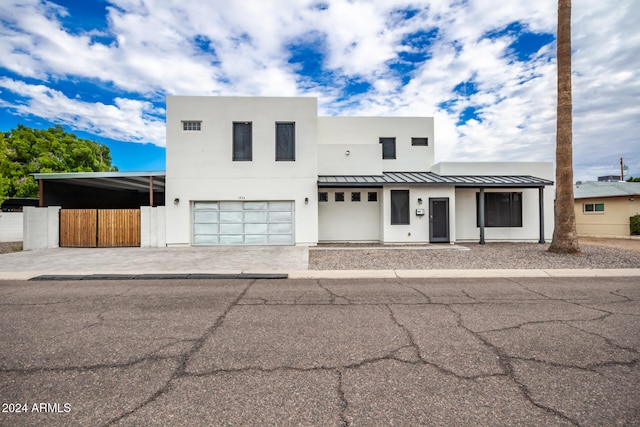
<box><xmin>429</xmin><ymin>198</ymin><xmax>449</xmax><ymax>243</ymax></box>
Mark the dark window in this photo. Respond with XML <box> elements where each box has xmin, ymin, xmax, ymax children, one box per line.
<box><xmin>380</xmin><ymin>137</ymin><xmax>396</xmax><ymax>159</ymax></box>
<box><xmin>183</xmin><ymin>121</ymin><xmax>201</xmax><ymax>131</ymax></box>
<box><xmin>411</xmin><ymin>137</ymin><xmax>428</xmax><ymax>146</ymax></box>
<box><xmin>319</xmin><ymin>192</ymin><xmax>328</xmax><ymax>202</ymax></box>
<box><xmin>476</xmin><ymin>192</ymin><xmax>523</xmax><ymax>227</ymax></box>
<box><xmin>368</xmin><ymin>192</ymin><xmax>378</xmax><ymax>202</ymax></box>
<box><xmin>583</xmin><ymin>203</ymin><xmax>604</xmax><ymax>213</ymax></box>
<box><xmin>233</xmin><ymin>122</ymin><xmax>252</xmax><ymax>161</ymax></box>
<box><xmin>335</xmin><ymin>192</ymin><xmax>344</xmax><ymax>202</ymax></box>
<box><xmin>391</xmin><ymin>190</ymin><xmax>410</xmax><ymax>225</ymax></box>
<box><xmin>351</xmin><ymin>192</ymin><xmax>361</xmax><ymax>202</ymax></box>
<box><xmin>276</xmin><ymin>122</ymin><xmax>295</xmax><ymax>161</ymax></box>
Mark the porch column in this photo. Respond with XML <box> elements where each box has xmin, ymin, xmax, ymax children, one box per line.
<box><xmin>479</xmin><ymin>188</ymin><xmax>485</xmax><ymax>244</ymax></box>
<box><xmin>538</xmin><ymin>187</ymin><xmax>545</xmax><ymax>243</ymax></box>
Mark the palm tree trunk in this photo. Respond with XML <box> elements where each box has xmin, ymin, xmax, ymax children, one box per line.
<box><xmin>549</xmin><ymin>0</ymin><xmax>580</xmax><ymax>254</ymax></box>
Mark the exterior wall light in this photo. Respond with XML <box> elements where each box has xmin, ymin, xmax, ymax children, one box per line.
<box><xmin>418</xmin><ymin>198</ymin><xmax>423</xmax><ymax>204</ymax></box>
<box><xmin>345</xmin><ymin>150</ymin><xmax>350</xmax><ymax>156</ymax></box>
<box><xmin>305</xmin><ymin>197</ymin><xmax>309</xmax><ymax>204</ymax></box>
<box><xmin>174</xmin><ymin>198</ymin><xmax>180</xmax><ymax>205</ymax></box>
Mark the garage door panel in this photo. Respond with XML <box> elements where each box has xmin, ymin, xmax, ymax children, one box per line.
<box><xmin>220</xmin><ymin>235</ymin><xmax>243</xmax><ymax>244</ymax></box>
<box><xmin>194</xmin><ymin>235</ymin><xmax>219</xmax><ymax>245</ymax></box>
<box><xmin>245</xmin><ymin>211</ymin><xmax>267</xmax><ymax>222</ymax></box>
<box><xmin>245</xmin><ymin>235</ymin><xmax>268</xmax><ymax>244</ymax></box>
<box><xmin>245</xmin><ymin>223</ymin><xmax>268</xmax><ymax>234</ymax></box>
<box><xmin>193</xmin><ymin>201</ymin><xmax>294</xmax><ymax>245</ymax></box>
<box><xmin>194</xmin><ymin>211</ymin><xmax>218</xmax><ymax>222</ymax></box>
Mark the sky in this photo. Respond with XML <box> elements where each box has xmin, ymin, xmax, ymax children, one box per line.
<box><xmin>0</xmin><ymin>0</ymin><xmax>638</xmax><ymax>182</ymax></box>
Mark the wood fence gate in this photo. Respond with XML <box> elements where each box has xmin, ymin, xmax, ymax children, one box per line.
<box><xmin>59</xmin><ymin>209</ymin><xmax>141</xmax><ymax>247</ymax></box>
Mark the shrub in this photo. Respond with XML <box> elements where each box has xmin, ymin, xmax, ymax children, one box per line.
<box><xmin>631</xmin><ymin>215</ymin><xmax>640</xmax><ymax>235</ymax></box>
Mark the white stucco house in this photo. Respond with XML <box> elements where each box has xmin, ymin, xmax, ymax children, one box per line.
<box><xmin>165</xmin><ymin>96</ymin><xmax>554</xmax><ymax>246</ymax></box>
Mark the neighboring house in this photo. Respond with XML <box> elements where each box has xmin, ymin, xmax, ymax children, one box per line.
<box><xmin>166</xmin><ymin>96</ymin><xmax>554</xmax><ymax>246</ymax></box>
<box><xmin>574</xmin><ymin>181</ymin><xmax>640</xmax><ymax>237</ymax></box>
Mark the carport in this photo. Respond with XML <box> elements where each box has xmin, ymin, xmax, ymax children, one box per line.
<box><xmin>29</xmin><ymin>171</ymin><xmax>166</xmax><ymax>248</ymax></box>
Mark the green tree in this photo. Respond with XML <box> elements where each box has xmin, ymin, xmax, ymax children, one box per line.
<box><xmin>626</xmin><ymin>176</ymin><xmax>640</xmax><ymax>182</ymax></box>
<box><xmin>549</xmin><ymin>0</ymin><xmax>581</xmax><ymax>254</ymax></box>
<box><xmin>0</xmin><ymin>125</ymin><xmax>117</xmax><ymax>204</ymax></box>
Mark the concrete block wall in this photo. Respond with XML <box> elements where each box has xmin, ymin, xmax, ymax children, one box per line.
<box><xmin>0</xmin><ymin>212</ymin><xmax>23</xmax><ymax>242</ymax></box>
<box><xmin>23</xmin><ymin>206</ymin><xmax>60</xmax><ymax>250</ymax></box>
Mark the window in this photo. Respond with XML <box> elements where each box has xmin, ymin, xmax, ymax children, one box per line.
<box><xmin>476</xmin><ymin>192</ymin><xmax>522</xmax><ymax>227</ymax></box>
<box><xmin>319</xmin><ymin>192</ymin><xmax>328</xmax><ymax>202</ymax></box>
<box><xmin>380</xmin><ymin>137</ymin><xmax>396</xmax><ymax>159</ymax></box>
<box><xmin>233</xmin><ymin>122</ymin><xmax>252</xmax><ymax>161</ymax></box>
<box><xmin>391</xmin><ymin>190</ymin><xmax>410</xmax><ymax>224</ymax></box>
<box><xmin>182</xmin><ymin>121</ymin><xmax>201</xmax><ymax>131</ymax></box>
<box><xmin>368</xmin><ymin>192</ymin><xmax>378</xmax><ymax>202</ymax></box>
<box><xmin>351</xmin><ymin>192</ymin><xmax>361</xmax><ymax>202</ymax></box>
<box><xmin>411</xmin><ymin>137</ymin><xmax>428</xmax><ymax>146</ymax></box>
<box><xmin>584</xmin><ymin>203</ymin><xmax>605</xmax><ymax>213</ymax></box>
<box><xmin>335</xmin><ymin>192</ymin><xmax>345</xmax><ymax>202</ymax></box>
<box><xmin>276</xmin><ymin>122</ymin><xmax>295</xmax><ymax>161</ymax></box>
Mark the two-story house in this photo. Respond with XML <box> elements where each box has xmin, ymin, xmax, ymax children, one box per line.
<box><xmin>166</xmin><ymin>96</ymin><xmax>554</xmax><ymax>246</ymax></box>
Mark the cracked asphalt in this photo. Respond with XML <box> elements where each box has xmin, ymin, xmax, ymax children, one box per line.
<box><xmin>0</xmin><ymin>277</ymin><xmax>638</xmax><ymax>426</ymax></box>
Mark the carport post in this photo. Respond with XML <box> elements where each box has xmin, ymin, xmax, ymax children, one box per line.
<box><xmin>538</xmin><ymin>187</ymin><xmax>545</xmax><ymax>243</ymax></box>
<box><xmin>38</xmin><ymin>179</ymin><xmax>44</xmax><ymax>207</ymax></box>
<box><xmin>149</xmin><ymin>176</ymin><xmax>154</xmax><ymax>207</ymax></box>
<box><xmin>479</xmin><ymin>188</ymin><xmax>485</xmax><ymax>244</ymax></box>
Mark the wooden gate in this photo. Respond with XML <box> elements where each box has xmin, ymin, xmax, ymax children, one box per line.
<box><xmin>59</xmin><ymin>209</ymin><xmax>140</xmax><ymax>247</ymax></box>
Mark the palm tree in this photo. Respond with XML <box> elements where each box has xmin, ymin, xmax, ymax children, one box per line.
<box><xmin>549</xmin><ymin>0</ymin><xmax>581</xmax><ymax>254</ymax></box>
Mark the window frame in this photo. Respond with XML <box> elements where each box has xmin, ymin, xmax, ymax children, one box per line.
<box><xmin>275</xmin><ymin>122</ymin><xmax>295</xmax><ymax>161</ymax></box>
<box><xmin>182</xmin><ymin>121</ymin><xmax>201</xmax><ymax>131</ymax></box>
<box><xmin>390</xmin><ymin>190</ymin><xmax>410</xmax><ymax>225</ymax></box>
<box><xmin>411</xmin><ymin>137</ymin><xmax>428</xmax><ymax>146</ymax></box>
<box><xmin>583</xmin><ymin>202</ymin><xmax>605</xmax><ymax>213</ymax></box>
<box><xmin>368</xmin><ymin>192</ymin><xmax>378</xmax><ymax>202</ymax></box>
<box><xmin>335</xmin><ymin>192</ymin><xmax>345</xmax><ymax>202</ymax></box>
<box><xmin>476</xmin><ymin>192</ymin><xmax>523</xmax><ymax>228</ymax></box>
<box><xmin>351</xmin><ymin>192</ymin><xmax>361</xmax><ymax>202</ymax></box>
<box><xmin>232</xmin><ymin>122</ymin><xmax>253</xmax><ymax>161</ymax></box>
<box><xmin>380</xmin><ymin>137</ymin><xmax>396</xmax><ymax>159</ymax></box>
<box><xmin>319</xmin><ymin>192</ymin><xmax>328</xmax><ymax>202</ymax></box>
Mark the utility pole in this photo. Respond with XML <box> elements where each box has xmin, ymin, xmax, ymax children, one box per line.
<box><xmin>620</xmin><ymin>157</ymin><xmax>625</xmax><ymax>181</ymax></box>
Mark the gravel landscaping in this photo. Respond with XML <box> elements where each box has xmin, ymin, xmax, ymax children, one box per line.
<box><xmin>309</xmin><ymin>242</ymin><xmax>640</xmax><ymax>270</ymax></box>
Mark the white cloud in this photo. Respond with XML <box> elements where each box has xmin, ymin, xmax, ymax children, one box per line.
<box><xmin>0</xmin><ymin>0</ymin><xmax>637</xmax><ymax>181</ymax></box>
<box><xmin>0</xmin><ymin>77</ymin><xmax>166</xmax><ymax>145</ymax></box>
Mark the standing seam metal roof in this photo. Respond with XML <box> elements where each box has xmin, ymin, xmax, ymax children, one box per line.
<box><xmin>318</xmin><ymin>172</ymin><xmax>553</xmax><ymax>187</ymax></box>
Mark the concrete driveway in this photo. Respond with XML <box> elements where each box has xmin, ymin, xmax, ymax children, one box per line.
<box><xmin>0</xmin><ymin>246</ymin><xmax>309</xmax><ymax>279</ymax></box>
<box><xmin>1</xmin><ymin>277</ymin><xmax>638</xmax><ymax>426</ymax></box>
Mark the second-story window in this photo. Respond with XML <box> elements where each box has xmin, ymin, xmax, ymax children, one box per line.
<box><xmin>276</xmin><ymin>122</ymin><xmax>295</xmax><ymax>161</ymax></box>
<box><xmin>380</xmin><ymin>137</ymin><xmax>396</xmax><ymax>159</ymax></box>
<box><xmin>233</xmin><ymin>122</ymin><xmax>252</xmax><ymax>161</ymax></box>
<box><xmin>182</xmin><ymin>121</ymin><xmax>201</xmax><ymax>131</ymax></box>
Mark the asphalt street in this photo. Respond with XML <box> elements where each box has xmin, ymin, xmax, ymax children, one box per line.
<box><xmin>0</xmin><ymin>277</ymin><xmax>638</xmax><ymax>426</ymax></box>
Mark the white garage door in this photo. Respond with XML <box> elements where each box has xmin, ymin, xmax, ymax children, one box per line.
<box><xmin>193</xmin><ymin>201</ymin><xmax>294</xmax><ymax>245</ymax></box>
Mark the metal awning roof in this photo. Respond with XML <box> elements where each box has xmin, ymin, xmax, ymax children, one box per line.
<box><xmin>32</xmin><ymin>171</ymin><xmax>166</xmax><ymax>192</ymax></box>
<box><xmin>318</xmin><ymin>172</ymin><xmax>553</xmax><ymax>188</ymax></box>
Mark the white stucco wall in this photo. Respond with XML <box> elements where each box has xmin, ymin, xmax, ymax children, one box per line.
<box><xmin>0</xmin><ymin>212</ymin><xmax>23</xmax><ymax>242</ymax></box>
<box><xmin>380</xmin><ymin>186</ymin><xmax>456</xmax><ymax>243</ymax></box>
<box><xmin>140</xmin><ymin>206</ymin><xmax>166</xmax><ymax>247</ymax></box>
<box><xmin>318</xmin><ymin>189</ymin><xmax>380</xmax><ymax>241</ymax></box>
<box><xmin>23</xmin><ymin>206</ymin><xmax>60</xmax><ymax>250</ymax></box>
<box><xmin>166</xmin><ymin>97</ymin><xmax>318</xmax><ymax>245</ymax></box>
<box><xmin>318</xmin><ymin>117</ymin><xmax>434</xmax><ymax>173</ymax></box>
<box><xmin>317</xmin><ymin>144</ymin><xmax>382</xmax><ymax>175</ymax></box>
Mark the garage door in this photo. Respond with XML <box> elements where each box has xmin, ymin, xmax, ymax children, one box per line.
<box><xmin>193</xmin><ymin>201</ymin><xmax>294</xmax><ymax>245</ymax></box>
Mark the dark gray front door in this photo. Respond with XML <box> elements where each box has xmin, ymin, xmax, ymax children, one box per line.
<box><xmin>429</xmin><ymin>198</ymin><xmax>449</xmax><ymax>243</ymax></box>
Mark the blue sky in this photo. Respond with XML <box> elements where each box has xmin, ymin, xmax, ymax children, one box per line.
<box><xmin>0</xmin><ymin>0</ymin><xmax>638</xmax><ymax>181</ymax></box>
